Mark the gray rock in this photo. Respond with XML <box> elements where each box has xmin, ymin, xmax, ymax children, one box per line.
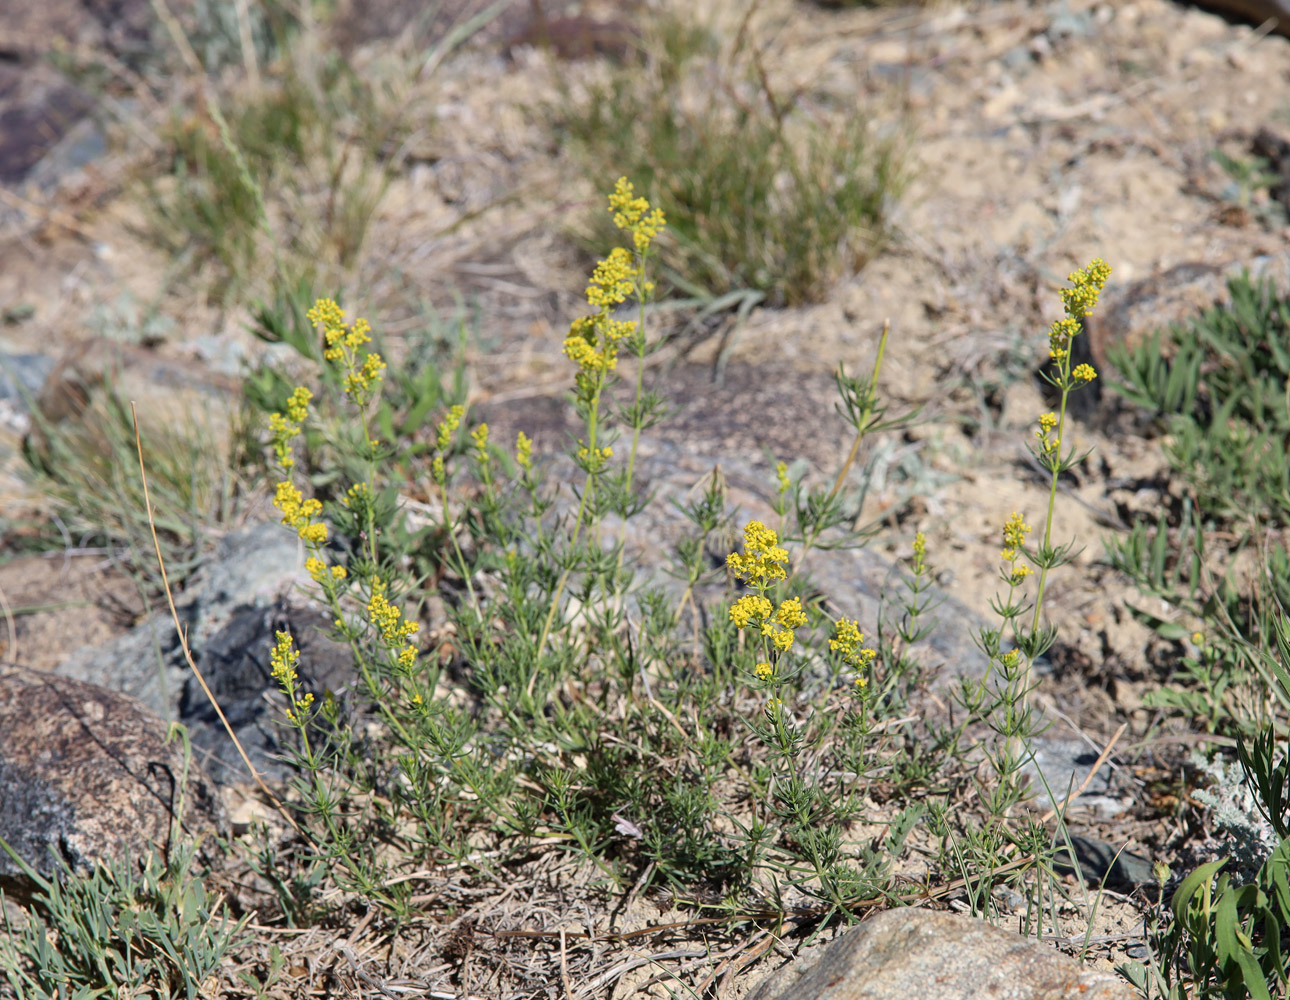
<box><xmin>54</xmin><ymin>521</ymin><xmax>307</xmax><ymax>721</ymax></box>
<box><xmin>1052</xmin><ymin>835</ymin><xmax>1156</xmax><ymax>893</ymax></box>
<box><xmin>747</xmin><ymin>908</ymin><xmax>1131</xmax><ymax>1000</ymax></box>
<box><xmin>179</xmin><ymin>600</ymin><xmax>360</xmax><ymax>785</ymax></box>
<box><xmin>1024</xmin><ymin>737</ymin><xmax>1130</xmax><ymax>818</ymax></box>
<box><xmin>0</xmin><ymin>350</ymin><xmax>53</xmax><ymax>409</ymax></box>
<box><xmin>1197</xmin><ymin>0</ymin><xmax>1290</xmax><ymax>37</ymax></box>
<box><xmin>0</xmin><ymin>664</ymin><xmax>225</xmax><ymax>889</ymax></box>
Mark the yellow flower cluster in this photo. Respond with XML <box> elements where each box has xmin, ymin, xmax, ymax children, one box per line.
<box><xmin>305</xmin><ymin>556</ymin><xmax>346</xmax><ymax>584</ymax></box>
<box><xmin>268</xmin><ymin>386</ymin><xmax>312</xmax><ymax>470</ymax></box>
<box><xmin>472</xmin><ymin>423</ymin><xmax>490</xmax><ymax>461</ymax></box>
<box><xmin>270</xmin><ymin>630</ymin><xmax>314</xmax><ymax>723</ymax></box>
<box><xmin>577</xmin><ymin>443</ymin><xmax>613</xmax><ymax>471</ymax></box>
<box><xmin>307</xmin><ymin>298</ymin><xmax>386</xmax><ymax>405</ymax></box>
<box><xmin>368</xmin><ymin>579</ymin><xmax>419</xmax><ymax>673</ymax></box>
<box><xmin>608</xmin><ymin>176</ymin><xmax>666</xmax><ymax>255</ymax></box>
<box><xmin>437</xmin><ymin>405</ymin><xmax>465</xmax><ymax>449</ymax></box>
<box><xmin>1073</xmin><ymin>363</ymin><xmax>1097</xmax><ymax>383</ymax></box>
<box><xmin>1035</xmin><ymin>412</ymin><xmax>1059</xmax><ymax>459</ymax></box>
<box><xmin>830</xmin><ymin>617</ymin><xmax>877</xmax><ymax>689</ymax></box>
<box><xmin>1059</xmin><ymin>259</ymin><xmax>1113</xmax><ymax>320</ymax></box>
<box><xmin>274</xmin><ymin>481</ymin><xmax>327</xmax><ymax>545</ymax></box>
<box><xmin>515</xmin><ymin>431</ymin><xmax>533</xmax><ymax>471</ymax></box>
<box><xmin>1047</xmin><ymin>258</ymin><xmax>1111</xmax><ymax>366</ymax></box>
<box><xmin>341</xmin><ymin>482</ymin><xmax>370</xmax><ymax>509</ymax></box>
<box><xmin>563</xmin><ymin>314</ymin><xmax>636</xmax><ymax>379</ymax></box>
<box><xmin>727</xmin><ymin>520</ymin><xmax>789</xmax><ymax>587</ymax></box>
<box><xmin>562</xmin><ymin>178</ymin><xmax>665</xmax><ymax>386</ymax></box>
<box><xmin>1001</xmin><ymin>511</ymin><xmax>1033</xmax><ymax>586</ymax></box>
<box><xmin>912</xmin><ymin>531</ymin><xmax>927</xmax><ymax>574</ymax></box>
<box><xmin>754</xmin><ymin>662</ymin><xmax>774</xmax><ymax>681</ymax></box>
<box><xmin>586</xmin><ymin>249</ymin><xmax>638</xmax><ymax>310</ymax></box>
<box><xmin>775</xmin><ymin>461</ymin><xmax>791</xmax><ymax>496</ymax></box>
<box><xmin>729</xmin><ymin>594</ymin><xmax>806</xmax><ymax>652</ymax></box>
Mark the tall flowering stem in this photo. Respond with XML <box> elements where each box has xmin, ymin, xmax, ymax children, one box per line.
<box><xmin>1029</xmin><ymin>259</ymin><xmax>1110</xmax><ymax>636</ymax></box>
<box><xmin>306</xmin><ymin>298</ymin><xmax>387</xmax><ymax>571</ymax></box>
<box><xmin>536</xmin><ymin>179</ymin><xmax>665</xmax><ymax>658</ymax></box>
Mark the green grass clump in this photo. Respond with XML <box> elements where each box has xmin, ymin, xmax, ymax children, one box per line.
<box><xmin>21</xmin><ymin>385</ymin><xmax>238</xmax><ymax>599</ymax></box>
<box><xmin>143</xmin><ymin>45</ymin><xmax>401</xmax><ymax>300</ymax></box>
<box><xmin>552</xmin><ymin>11</ymin><xmax>906</xmax><ymax>307</ymax></box>
<box><xmin>1106</xmin><ymin>274</ymin><xmax>1290</xmax><ymax>997</ymax></box>
<box><xmin>1110</xmin><ymin>273</ymin><xmax>1290</xmax><ymax>530</ymax></box>
<box><xmin>0</xmin><ymin>836</ymin><xmax>246</xmax><ymax>1000</ymax></box>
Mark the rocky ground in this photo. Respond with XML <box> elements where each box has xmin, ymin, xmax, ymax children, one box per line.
<box><xmin>3</xmin><ymin>0</ymin><xmax>1290</xmax><ymax>996</ymax></box>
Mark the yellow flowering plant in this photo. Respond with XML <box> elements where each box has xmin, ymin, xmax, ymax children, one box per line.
<box><xmin>226</xmin><ymin>171</ymin><xmax>1123</xmax><ymax>955</ymax></box>
<box><xmin>944</xmin><ymin>259</ymin><xmax>1111</xmax><ymax>858</ymax></box>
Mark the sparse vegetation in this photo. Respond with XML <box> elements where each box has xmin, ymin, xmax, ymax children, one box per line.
<box><xmin>551</xmin><ymin>9</ymin><xmax>907</xmax><ymax>307</ymax></box>
<box><xmin>6</xmin><ymin>2</ymin><xmax>1290</xmax><ymax>998</ymax></box>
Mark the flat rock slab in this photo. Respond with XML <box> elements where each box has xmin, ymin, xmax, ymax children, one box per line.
<box><xmin>748</xmin><ymin>908</ymin><xmax>1131</xmax><ymax>1000</ymax></box>
<box><xmin>0</xmin><ymin>664</ymin><xmax>225</xmax><ymax>886</ymax></box>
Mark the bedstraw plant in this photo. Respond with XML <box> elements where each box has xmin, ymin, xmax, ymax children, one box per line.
<box><xmin>239</xmin><ymin>175</ymin><xmax>1120</xmax><ymax>960</ymax></box>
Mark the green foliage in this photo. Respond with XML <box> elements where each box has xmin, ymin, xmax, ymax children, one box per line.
<box><xmin>552</xmin><ymin>10</ymin><xmax>906</xmax><ymax>307</ymax></box>
<box><xmin>0</xmin><ymin>838</ymin><xmax>248</xmax><ymax>1000</ymax></box>
<box><xmin>1108</xmin><ymin>273</ymin><xmax>1290</xmax><ymax>529</ymax></box>
<box><xmin>1124</xmin><ymin>842</ymin><xmax>1290</xmax><ymax>1000</ymax></box>
<box><xmin>143</xmin><ymin>45</ymin><xmax>400</xmax><ymax>298</ymax></box>
<box><xmin>22</xmin><ymin>383</ymin><xmax>237</xmax><ymax>598</ymax></box>
<box><xmin>1108</xmin><ymin>274</ymin><xmax>1290</xmax><ymax>996</ymax></box>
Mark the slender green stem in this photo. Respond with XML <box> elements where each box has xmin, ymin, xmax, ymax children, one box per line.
<box><xmin>826</xmin><ymin>320</ymin><xmax>890</xmax><ymax>507</ymax></box>
<box><xmin>1030</xmin><ymin>381</ymin><xmax>1070</xmax><ymax>636</ymax></box>
<box><xmin>536</xmin><ymin>382</ymin><xmax>604</xmax><ymax>661</ymax></box>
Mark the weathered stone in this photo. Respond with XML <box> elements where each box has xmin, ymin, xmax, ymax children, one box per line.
<box><xmin>1196</xmin><ymin>0</ymin><xmax>1290</xmax><ymax>37</ymax></box>
<box><xmin>179</xmin><ymin>600</ymin><xmax>359</xmax><ymax>785</ymax></box>
<box><xmin>748</xmin><ymin>909</ymin><xmax>1132</xmax><ymax>1000</ymax></box>
<box><xmin>0</xmin><ymin>664</ymin><xmax>226</xmax><ymax>888</ymax></box>
<box><xmin>54</xmin><ymin>521</ymin><xmax>308</xmax><ymax>721</ymax></box>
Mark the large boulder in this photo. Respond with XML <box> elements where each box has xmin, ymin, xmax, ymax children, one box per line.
<box><xmin>748</xmin><ymin>908</ymin><xmax>1131</xmax><ymax>1000</ymax></box>
<box><xmin>0</xmin><ymin>664</ymin><xmax>226</xmax><ymax>889</ymax></box>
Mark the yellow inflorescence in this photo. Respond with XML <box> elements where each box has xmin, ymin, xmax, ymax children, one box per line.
<box><xmin>270</xmin><ymin>630</ymin><xmax>314</xmax><ymax>723</ymax></box>
<box><xmin>367</xmin><ymin>579</ymin><xmax>419</xmax><ymax>673</ymax></box>
<box><xmin>730</xmin><ymin>594</ymin><xmax>773</xmax><ymax>629</ymax></box>
<box><xmin>576</xmin><ymin>443</ymin><xmax>613</xmax><ymax>471</ymax></box>
<box><xmin>729</xmin><ymin>592</ymin><xmax>805</xmax><ymax>654</ymax></box>
<box><xmin>830</xmin><ymin>617</ymin><xmax>877</xmax><ymax>690</ymax></box>
<box><xmin>305</xmin><ymin>556</ymin><xmax>346</xmax><ymax>584</ymax></box>
<box><xmin>562</xmin><ymin>179</ymin><xmax>665</xmax><ymax>386</ymax></box>
<box><xmin>727</xmin><ymin>521</ymin><xmax>789</xmax><ymax>587</ymax></box>
<box><xmin>586</xmin><ymin>248</ymin><xmax>638</xmax><ymax>310</ymax></box>
<box><xmin>515</xmin><ymin>431</ymin><xmax>533</xmax><ymax>471</ymax></box>
<box><xmin>268</xmin><ymin>386</ymin><xmax>313</xmax><ymax>470</ymax></box>
<box><xmin>472</xmin><ymin>423</ymin><xmax>490</xmax><ymax>461</ymax></box>
<box><xmin>1047</xmin><ymin>258</ymin><xmax>1111</xmax><ymax>367</ymax></box>
<box><xmin>775</xmin><ymin>461</ymin><xmax>791</xmax><ymax>496</ymax></box>
<box><xmin>1000</xmin><ymin>511</ymin><xmax>1033</xmax><ymax>586</ymax></box>
<box><xmin>436</xmin><ymin>405</ymin><xmax>465</xmax><ymax>450</ymax></box>
<box><xmin>1035</xmin><ymin>412</ymin><xmax>1059</xmax><ymax>459</ymax></box>
<box><xmin>274</xmin><ymin>481</ymin><xmax>327</xmax><ymax>546</ymax></box>
<box><xmin>307</xmin><ymin>299</ymin><xmax>385</xmax><ymax>404</ymax></box>
<box><xmin>608</xmin><ymin>176</ymin><xmax>667</xmax><ymax>255</ymax></box>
